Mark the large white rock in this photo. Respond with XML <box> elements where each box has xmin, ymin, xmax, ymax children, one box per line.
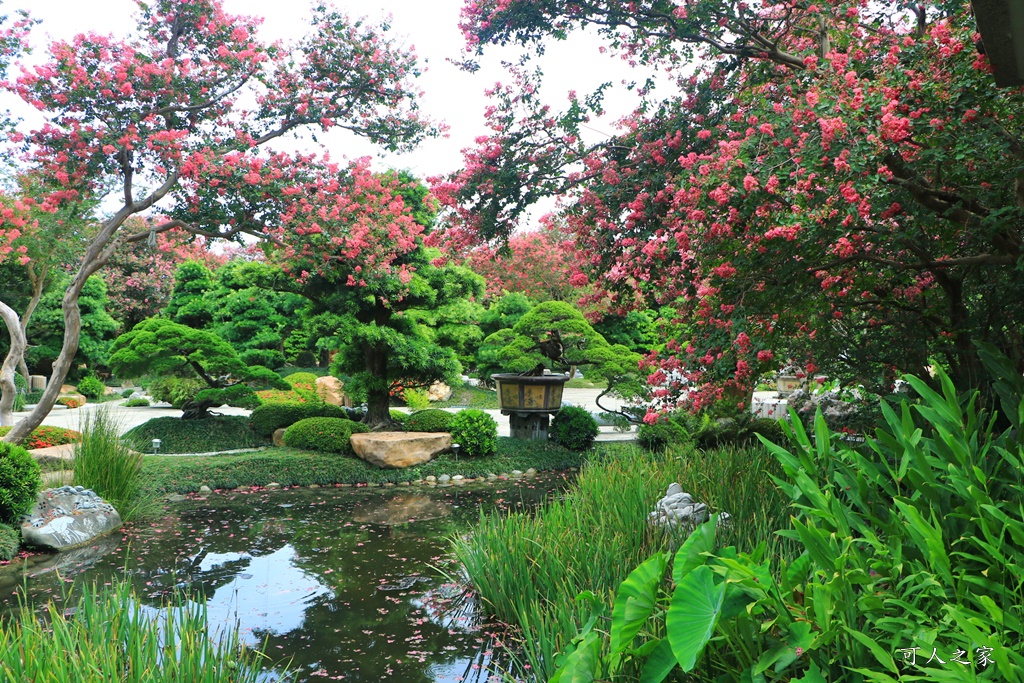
<box><xmin>350</xmin><ymin>431</ymin><xmax>451</xmax><ymax>469</ymax></box>
<box><xmin>426</xmin><ymin>381</ymin><xmax>452</xmax><ymax>402</ymax></box>
<box><xmin>21</xmin><ymin>486</ymin><xmax>122</xmax><ymax>550</ymax></box>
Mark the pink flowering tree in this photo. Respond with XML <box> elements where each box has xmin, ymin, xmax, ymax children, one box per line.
<box><xmin>266</xmin><ymin>163</ymin><xmax>484</xmax><ymax>428</ymax></box>
<box><xmin>442</xmin><ymin>0</ymin><xmax>1024</xmax><ymax>417</ymax></box>
<box><xmin>0</xmin><ymin>0</ymin><xmax>436</xmax><ymax>443</ymax></box>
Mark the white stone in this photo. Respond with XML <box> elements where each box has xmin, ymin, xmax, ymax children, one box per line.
<box><xmin>21</xmin><ymin>487</ymin><xmax>121</xmax><ymax>550</ymax></box>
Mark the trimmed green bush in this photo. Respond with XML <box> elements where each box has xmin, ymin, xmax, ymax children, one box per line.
<box><xmin>284</xmin><ymin>372</ymin><xmax>318</xmax><ymax>389</ymax></box>
<box><xmin>282</xmin><ymin>417</ymin><xmax>370</xmax><ymax>454</ymax></box>
<box><xmin>451</xmin><ymin>409</ymin><xmax>497</xmax><ymax>457</ymax></box>
<box><xmin>76</xmin><ymin>376</ymin><xmax>107</xmax><ymax>400</ymax></box>
<box><xmin>390</xmin><ymin>410</ymin><xmax>409</xmax><ymax>426</ymax></box>
<box><xmin>405</xmin><ymin>409</ymin><xmax>455</xmax><ymax>433</ymax></box>
<box><xmin>24</xmin><ymin>390</ymin><xmax>43</xmax><ymax>405</ymax></box>
<box><xmin>637</xmin><ymin>414</ymin><xmax>690</xmax><ymax>451</ymax></box>
<box><xmin>549</xmin><ymin>406</ymin><xmax>600</xmax><ymax>450</ymax></box>
<box><xmin>122</xmin><ymin>397</ymin><xmax>150</xmax><ymax>407</ymax></box>
<box><xmin>0</xmin><ymin>442</ymin><xmax>41</xmax><ymax>525</ymax></box>
<box><xmin>249</xmin><ymin>402</ymin><xmax>353</xmax><ymax>438</ymax></box>
<box><xmin>0</xmin><ymin>523</ymin><xmax>18</xmax><ymax>560</ymax></box>
<box><xmin>121</xmin><ymin>388</ymin><xmax>135</xmax><ymax>398</ymax></box>
<box><xmin>123</xmin><ymin>416</ymin><xmax>267</xmax><ymax>454</ymax></box>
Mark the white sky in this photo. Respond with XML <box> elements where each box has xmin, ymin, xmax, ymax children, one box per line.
<box><xmin>8</xmin><ymin>0</ymin><xmax>659</xmax><ymax>228</ymax></box>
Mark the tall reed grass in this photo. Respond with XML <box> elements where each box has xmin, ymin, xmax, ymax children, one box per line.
<box><xmin>0</xmin><ymin>580</ymin><xmax>276</xmax><ymax>682</ymax></box>
<box><xmin>73</xmin><ymin>407</ymin><xmax>156</xmax><ymax>522</ymax></box>
<box><xmin>455</xmin><ymin>444</ymin><xmax>791</xmax><ymax>681</ymax></box>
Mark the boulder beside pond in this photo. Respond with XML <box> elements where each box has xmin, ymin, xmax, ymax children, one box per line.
<box><xmin>350</xmin><ymin>432</ymin><xmax>451</xmax><ymax>469</ymax></box>
<box><xmin>21</xmin><ymin>486</ymin><xmax>122</xmax><ymax>550</ymax></box>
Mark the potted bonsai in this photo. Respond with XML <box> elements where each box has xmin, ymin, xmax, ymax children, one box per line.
<box><xmin>483</xmin><ymin>301</ymin><xmax>643</xmax><ymax>440</ymax></box>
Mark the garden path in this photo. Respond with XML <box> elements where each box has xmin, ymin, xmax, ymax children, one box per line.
<box><xmin>14</xmin><ymin>387</ymin><xmax>637</xmax><ymax>442</ymax></box>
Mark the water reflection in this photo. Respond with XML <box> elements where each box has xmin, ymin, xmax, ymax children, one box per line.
<box><xmin>1</xmin><ymin>473</ymin><xmax>571</xmax><ymax>683</ymax></box>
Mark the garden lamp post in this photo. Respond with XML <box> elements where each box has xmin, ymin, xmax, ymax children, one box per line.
<box><xmin>452</xmin><ymin>443</ymin><xmax>461</xmax><ymax>461</ymax></box>
<box><xmin>152</xmin><ymin>438</ymin><xmax>161</xmax><ymax>455</ymax></box>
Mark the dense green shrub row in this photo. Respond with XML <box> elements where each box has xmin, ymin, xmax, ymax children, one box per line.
<box><xmin>0</xmin><ymin>523</ymin><xmax>18</xmax><ymax>561</ymax></box>
<box><xmin>282</xmin><ymin>417</ymin><xmax>370</xmax><ymax>454</ymax></box>
<box><xmin>405</xmin><ymin>409</ymin><xmax>455</xmax><ymax>433</ymax></box>
<box><xmin>249</xmin><ymin>402</ymin><xmax>355</xmax><ymax>438</ymax></box>
<box><xmin>123</xmin><ymin>416</ymin><xmax>267</xmax><ymax>454</ymax></box>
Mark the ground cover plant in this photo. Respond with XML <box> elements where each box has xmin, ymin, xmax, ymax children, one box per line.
<box><xmin>139</xmin><ymin>437</ymin><xmax>586</xmax><ymax>493</ymax></box>
<box><xmin>455</xmin><ymin>444</ymin><xmax>789</xmax><ymax>680</ymax></box>
<box><xmin>73</xmin><ymin>409</ymin><xmax>154</xmax><ymax>522</ymax></box>
<box><xmin>123</xmin><ymin>416</ymin><xmax>268</xmax><ymax>454</ymax></box>
<box><xmin>0</xmin><ymin>426</ymin><xmax>80</xmax><ymax>449</ymax></box>
<box><xmin>0</xmin><ymin>580</ymin><xmax>277</xmax><ymax>683</ymax></box>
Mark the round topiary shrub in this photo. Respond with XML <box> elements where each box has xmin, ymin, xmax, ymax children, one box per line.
<box><xmin>76</xmin><ymin>376</ymin><xmax>107</xmax><ymax>400</ymax></box>
<box><xmin>0</xmin><ymin>522</ymin><xmax>19</xmax><ymax>560</ymax></box>
<box><xmin>405</xmin><ymin>409</ymin><xmax>455</xmax><ymax>433</ymax></box>
<box><xmin>390</xmin><ymin>410</ymin><xmax>409</xmax><ymax>427</ymax></box>
<box><xmin>249</xmin><ymin>403</ymin><xmax>352</xmax><ymax>438</ymax></box>
<box><xmin>550</xmin><ymin>406</ymin><xmax>600</xmax><ymax>450</ymax></box>
<box><xmin>637</xmin><ymin>416</ymin><xmax>689</xmax><ymax>452</ymax></box>
<box><xmin>282</xmin><ymin>417</ymin><xmax>371</xmax><ymax>454</ymax></box>
<box><xmin>122</xmin><ymin>398</ymin><xmax>150</xmax><ymax>407</ymax></box>
<box><xmin>450</xmin><ymin>409</ymin><xmax>497</xmax><ymax>457</ymax></box>
<box><xmin>0</xmin><ymin>442</ymin><xmax>41</xmax><ymax>525</ymax></box>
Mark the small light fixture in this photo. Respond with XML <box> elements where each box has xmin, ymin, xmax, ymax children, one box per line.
<box><xmin>152</xmin><ymin>438</ymin><xmax>162</xmax><ymax>455</ymax></box>
<box><xmin>452</xmin><ymin>443</ymin><xmax>461</xmax><ymax>461</ymax></box>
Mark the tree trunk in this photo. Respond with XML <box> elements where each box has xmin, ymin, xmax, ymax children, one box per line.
<box><xmin>0</xmin><ymin>301</ymin><xmax>28</xmax><ymax>427</ymax></box>
<box><xmin>180</xmin><ymin>399</ymin><xmax>215</xmax><ymax>420</ymax></box>
<box><xmin>363</xmin><ymin>342</ymin><xmax>396</xmax><ymax>430</ymax></box>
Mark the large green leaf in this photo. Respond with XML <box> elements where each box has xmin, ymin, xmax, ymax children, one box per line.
<box><xmin>672</xmin><ymin>516</ymin><xmax>717</xmax><ymax>584</ymax></box>
<box><xmin>609</xmin><ymin>553</ymin><xmax>668</xmax><ymax>657</ymax></box>
<box><xmin>638</xmin><ymin>638</ymin><xmax>678</xmax><ymax>683</ymax></box>
<box><xmin>548</xmin><ymin>632</ymin><xmax>601</xmax><ymax>683</ymax></box>
<box><xmin>666</xmin><ymin>565</ymin><xmax>725</xmax><ymax>672</ymax></box>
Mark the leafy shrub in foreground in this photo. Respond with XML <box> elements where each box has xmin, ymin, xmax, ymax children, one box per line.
<box><xmin>405</xmin><ymin>409</ymin><xmax>455</xmax><ymax>433</ymax></box>
<box><xmin>0</xmin><ymin>523</ymin><xmax>18</xmax><ymax>560</ymax></box>
<box><xmin>122</xmin><ymin>398</ymin><xmax>150</xmax><ymax>407</ymax></box>
<box><xmin>282</xmin><ymin>417</ymin><xmax>370</xmax><ymax>454</ymax></box>
<box><xmin>284</xmin><ymin>372</ymin><xmax>318</xmax><ymax>389</ymax></box>
<box><xmin>75</xmin><ymin>376</ymin><xmax>107</xmax><ymax>400</ymax></box>
<box><xmin>249</xmin><ymin>403</ymin><xmax>353</xmax><ymax>438</ymax></box>
<box><xmin>637</xmin><ymin>413</ymin><xmax>690</xmax><ymax>451</ymax></box>
<box><xmin>549</xmin><ymin>406</ymin><xmax>599</xmax><ymax>450</ymax></box>
<box><xmin>450</xmin><ymin>409</ymin><xmax>497</xmax><ymax>457</ymax></box>
<box><xmin>0</xmin><ymin>442</ymin><xmax>41</xmax><ymax>524</ymax></box>
<box><xmin>390</xmin><ymin>410</ymin><xmax>409</xmax><ymax>426</ymax></box>
<box><xmin>124</xmin><ymin>416</ymin><xmax>267</xmax><ymax>454</ymax></box>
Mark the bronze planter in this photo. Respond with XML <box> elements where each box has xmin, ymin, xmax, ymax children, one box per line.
<box><xmin>491</xmin><ymin>373</ymin><xmax>570</xmax><ymax>441</ymax></box>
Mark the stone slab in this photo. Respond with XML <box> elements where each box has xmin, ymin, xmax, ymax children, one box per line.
<box><xmin>350</xmin><ymin>431</ymin><xmax>451</xmax><ymax>469</ymax></box>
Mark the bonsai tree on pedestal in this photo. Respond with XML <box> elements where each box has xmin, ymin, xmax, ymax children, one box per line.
<box><xmin>108</xmin><ymin>319</ymin><xmax>289</xmax><ymax>419</ymax></box>
<box><xmin>486</xmin><ymin>301</ymin><xmax>645</xmax><ymax>419</ymax></box>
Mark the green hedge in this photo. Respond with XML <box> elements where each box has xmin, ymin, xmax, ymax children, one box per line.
<box><xmin>282</xmin><ymin>417</ymin><xmax>370</xmax><ymax>454</ymax></box>
<box><xmin>123</xmin><ymin>416</ymin><xmax>268</xmax><ymax>454</ymax></box>
<box><xmin>249</xmin><ymin>402</ymin><xmax>354</xmax><ymax>438</ymax></box>
<box><xmin>405</xmin><ymin>409</ymin><xmax>455</xmax><ymax>433</ymax></box>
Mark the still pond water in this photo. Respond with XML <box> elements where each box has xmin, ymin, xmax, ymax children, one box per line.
<box><xmin>0</xmin><ymin>475</ymin><xmax>572</xmax><ymax>682</ymax></box>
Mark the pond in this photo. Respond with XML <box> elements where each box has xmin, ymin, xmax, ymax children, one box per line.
<box><xmin>0</xmin><ymin>474</ymin><xmax>573</xmax><ymax>683</ymax></box>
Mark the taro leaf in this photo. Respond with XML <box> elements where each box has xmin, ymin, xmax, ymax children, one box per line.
<box><xmin>638</xmin><ymin>638</ymin><xmax>678</xmax><ymax>683</ymax></box>
<box><xmin>671</xmin><ymin>516</ymin><xmax>717</xmax><ymax>584</ymax></box>
<box><xmin>548</xmin><ymin>631</ymin><xmax>601</xmax><ymax>683</ymax></box>
<box><xmin>667</xmin><ymin>564</ymin><xmax>725</xmax><ymax>672</ymax></box>
<box><xmin>609</xmin><ymin>553</ymin><xmax>668</xmax><ymax>658</ymax></box>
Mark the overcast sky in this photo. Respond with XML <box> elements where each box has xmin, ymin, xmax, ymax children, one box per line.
<box><xmin>8</xmin><ymin>0</ymin><xmax>655</xmax><ymax>227</ymax></box>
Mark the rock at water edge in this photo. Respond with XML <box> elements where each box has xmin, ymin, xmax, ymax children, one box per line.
<box><xmin>21</xmin><ymin>486</ymin><xmax>122</xmax><ymax>550</ymax></box>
